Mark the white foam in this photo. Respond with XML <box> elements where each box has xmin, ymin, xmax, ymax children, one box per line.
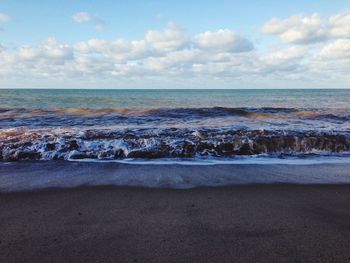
<box><xmin>69</xmin><ymin>155</ymin><xmax>350</xmax><ymax>165</ymax></box>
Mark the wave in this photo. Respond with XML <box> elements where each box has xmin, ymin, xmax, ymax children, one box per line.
<box><xmin>1</xmin><ymin>127</ymin><xmax>350</xmax><ymax>161</ymax></box>
<box><xmin>1</xmin><ymin>106</ymin><xmax>350</xmax><ymax>161</ymax></box>
<box><xmin>1</xmin><ymin>107</ymin><xmax>350</xmax><ymax>132</ymax></box>
<box><xmin>0</xmin><ymin>106</ymin><xmax>348</xmax><ymax>118</ymax></box>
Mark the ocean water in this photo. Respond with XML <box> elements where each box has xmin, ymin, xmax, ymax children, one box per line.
<box><xmin>1</xmin><ymin>89</ymin><xmax>350</xmax><ymax>162</ymax></box>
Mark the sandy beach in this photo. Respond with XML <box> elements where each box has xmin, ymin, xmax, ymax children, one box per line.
<box><xmin>1</xmin><ymin>184</ymin><xmax>350</xmax><ymax>262</ymax></box>
<box><xmin>3</xmin><ymin>0</ymin><xmax>350</xmax><ymax>261</ymax></box>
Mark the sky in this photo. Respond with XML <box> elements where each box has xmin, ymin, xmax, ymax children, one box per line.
<box><xmin>0</xmin><ymin>0</ymin><xmax>350</xmax><ymax>88</ymax></box>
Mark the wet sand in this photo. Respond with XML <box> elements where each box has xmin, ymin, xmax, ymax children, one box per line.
<box><xmin>1</xmin><ymin>185</ymin><xmax>350</xmax><ymax>262</ymax></box>
<box><xmin>2</xmin><ymin>161</ymin><xmax>350</xmax><ymax>191</ymax></box>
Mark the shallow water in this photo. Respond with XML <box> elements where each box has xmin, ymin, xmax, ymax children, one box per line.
<box><xmin>1</xmin><ymin>161</ymin><xmax>350</xmax><ymax>191</ymax></box>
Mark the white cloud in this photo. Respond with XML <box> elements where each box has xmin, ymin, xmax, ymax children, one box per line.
<box><xmin>72</xmin><ymin>12</ymin><xmax>91</xmax><ymax>23</ymax></box>
<box><xmin>262</xmin><ymin>11</ymin><xmax>350</xmax><ymax>44</ymax></box>
<box><xmin>74</xmin><ymin>38</ymin><xmax>149</xmax><ymax>63</ymax></box>
<box><xmin>328</xmin><ymin>12</ymin><xmax>350</xmax><ymax>38</ymax></box>
<box><xmin>2</xmin><ymin>11</ymin><xmax>350</xmax><ymax>88</ymax></box>
<box><xmin>195</xmin><ymin>29</ymin><xmax>253</xmax><ymax>52</ymax></box>
<box><xmin>2</xmin><ymin>38</ymin><xmax>73</xmax><ymax>67</ymax></box>
<box><xmin>72</xmin><ymin>12</ymin><xmax>105</xmax><ymax>32</ymax></box>
<box><xmin>318</xmin><ymin>39</ymin><xmax>350</xmax><ymax>60</ymax></box>
<box><xmin>74</xmin><ymin>23</ymin><xmax>188</xmax><ymax>62</ymax></box>
<box><xmin>257</xmin><ymin>46</ymin><xmax>307</xmax><ymax>75</ymax></box>
<box><xmin>262</xmin><ymin>14</ymin><xmax>327</xmax><ymax>44</ymax></box>
<box><xmin>264</xmin><ymin>46</ymin><xmax>306</xmax><ymax>64</ymax></box>
<box><xmin>145</xmin><ymin>22</ymin><xmax>188</xmax><ymax>52</ymax></box>
<box><xmin>0</xmin><ymin>13</ymin><xmax>10</xmax><ymax>22</ymax></box>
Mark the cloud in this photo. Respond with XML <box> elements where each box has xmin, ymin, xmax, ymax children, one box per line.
<box><xmin>145</xmin><ymin>22</ymin><xmax>188</xmax><ymax>52</ymax></box>
<box><xmin>72</xmin><ymin>12</ymin><xmax>91</xmax><ymax>23</ymax></box>
<box><xmin>317</xmin><ymin>39</ymin><xmax>350</xmax><ymax>60</ymax></box>
<box><xmin>328</xmin><ymin>12</ymin><xmax>350</xmax><ymax>38</ymax></box>
<box><xmin>262</xmin><ymin>11</ymin><xmax>350</xmax><ymax>44</ymax></box>
<box><xmin>0</xmin><ymin>13</ymin><xmax>10</xmax><ymax>22</ymax></box>
<box><xmin>3</xmin><ymin>38</ymin><xmax>73</xmax><ymax>66</ymax></box>
<box><xmin>0</xmin><ymin>24</ymin><xmax>257</xmax><ymax>85</ymax></box>
<box><xmin>195</xmin><ymin>29</ymin><xmax>254</xmax><ymax>52</ymax></box>
<box><xmin>74</xmin><ymin>38</ymin><xmax>149</xmax><ymax>63</ymax></box>
<box><xmin>262</xmin><ymin>14</ymin><xmax>327</xmax><ymax>44</ymax></box>
<box><xmin>2</xmin><ymin>11</ymin><xmax>350</xmax><ymax>88</ymax></box>
<box><xmin>74</xmin><ymin>23</ymin><xmax>188</xmax><ymax>62</ymax></box>
<box><xmin>72</xmin><ymin>12</ymin><xmax>105</xmax><ymax>32</ymax></box>
<box><xmin>0</xmin><ymin>13</ymin><xmax>10</xmax><ymax>32</ymax></box>
<box><xmin>257</xmin><ymin>46</ymin><xmax>307</xmax><ymax>74</ymax></box>
<box><xmin>264</xmin><ymin>46</ymin><xmax>306</xmax><ymax>63</ymax></box>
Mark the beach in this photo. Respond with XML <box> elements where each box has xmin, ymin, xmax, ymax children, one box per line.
<box><xmin>3</xmin><ymin>0</ymin><xmax>350</xmax><ymax>260</ymax></box>
<box><xmin>1</xmin><ymin>89</ymin><xmax>350</xmax><ymax>262</ymax></box>
<box><xmin>1</xmin><ymin>184</ymin><xmax>350</xmax><ymax>262</ymax></box>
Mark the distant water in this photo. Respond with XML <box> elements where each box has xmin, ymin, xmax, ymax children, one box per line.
<box><xmin>1</xmin><ymin>89</ymin><xmax>350</xmax><ymax>162</ymax></box>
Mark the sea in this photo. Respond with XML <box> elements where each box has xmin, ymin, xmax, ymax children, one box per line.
<box><xmin>1</xmin><ymin>89</ymin><xmax>350</xmax><ymax>163</ymax></box>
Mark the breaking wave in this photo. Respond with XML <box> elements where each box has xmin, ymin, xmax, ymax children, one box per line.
<box><xmin>1</xmin><ymin>127</ymin><xmax>350</xmax><ymax>161</ymax></box>
<box><xmin>1</xmin><ymin>106</ymin><xmax>350</xmax><ymax>161</ymax></box>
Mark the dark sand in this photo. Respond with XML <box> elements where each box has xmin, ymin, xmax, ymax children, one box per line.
<box><xmin>1</xmin><ymin>185</ymin><xmax>350</xmax><ymax>262</ymax></box>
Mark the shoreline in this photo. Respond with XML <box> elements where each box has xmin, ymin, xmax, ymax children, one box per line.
<box><xmin>1</xmin><ymin>161</ymin><xmax>350</xmax><ymax>192</ymax></box>
<box><xmin>1</xmin><ymin>184</ymin><xmax>350</xmax><ymax>262</ymax></box>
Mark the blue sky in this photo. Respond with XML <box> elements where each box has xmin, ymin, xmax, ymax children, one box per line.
<box><xmin>2</xmin><ymin>0</ymin><xmax>349</xmax><ymax>45</ymax></box>
<box><xmin>1</xmin><ymin>1</ymin><xmax>350</xmax><ymax>88</ymax></box>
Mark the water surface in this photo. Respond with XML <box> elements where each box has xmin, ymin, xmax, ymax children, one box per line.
<box><xmin>1</xmin><ymin>89</ymin><xmax>350</xmax><ymax>161</ymax></box>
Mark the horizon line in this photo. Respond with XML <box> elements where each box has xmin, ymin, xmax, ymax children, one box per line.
<box><xmin>0</xmin><ymin>87</ymin><xmax>349</xmax><ymax>90</ymax></box>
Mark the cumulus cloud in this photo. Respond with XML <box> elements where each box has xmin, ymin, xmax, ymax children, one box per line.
<box><xmin>0</xmin><ymin>13</ymin><xmax>10</xmax><ymax>22</ymax></box>
<box><xmin>328</xmin><ymin>12</ymin><xmax>350</xmax><ymax>38</ymax></box>
<box><xmin>262</xmin><ymin>14</ymin><xmax>326</xmax><ymax>44</ymax></box>
<box><xmin>145</xmin><ymin>22</ymin><xmax>188</xmax><ymax>52</ymax></box>
<box><xmin>2</xmin><ymin>11</ymin><xmax>350</xmax><ymax>88</ymax></box>
<box><xmin>0</xmin><ymin>37</ymin><xmax>73</xmax><ymax>80</ymax></box>
<box><xmin>195</xmin><ymin>29</ymin><xmax>253</xmax><ymax>52</ymax></box>
<box><xmin>262</xmin><ymin>12</ymin><xmax>350</xmax><ymax>44</ymax></box>
<box><xmin>257</xmin><ymin>46</ymin><xmax>307</xmax><ymax>75</ymax></box>
<box><xmin>317</xmin><ymin>39</ymin><xmax>350</xmax><ymax>59</ymax></box>
<box><xmin>72</xmin><ymin>12</ymin><xmax>105</xmax><ymax>32</ymax></box>
<box><xmin>73</xmin><ymin>23</ymin><xmax>188</xmax><ymax>63</ymax></box>
<box><xmin>264</xmin><ymin>46</ymin><xmax>306</xmax><ymax>63</ymax></box>
<box><xmin>74</xmin><ymin>38</ymin><xmax>149</xmax><ymax>63</ymax></box>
